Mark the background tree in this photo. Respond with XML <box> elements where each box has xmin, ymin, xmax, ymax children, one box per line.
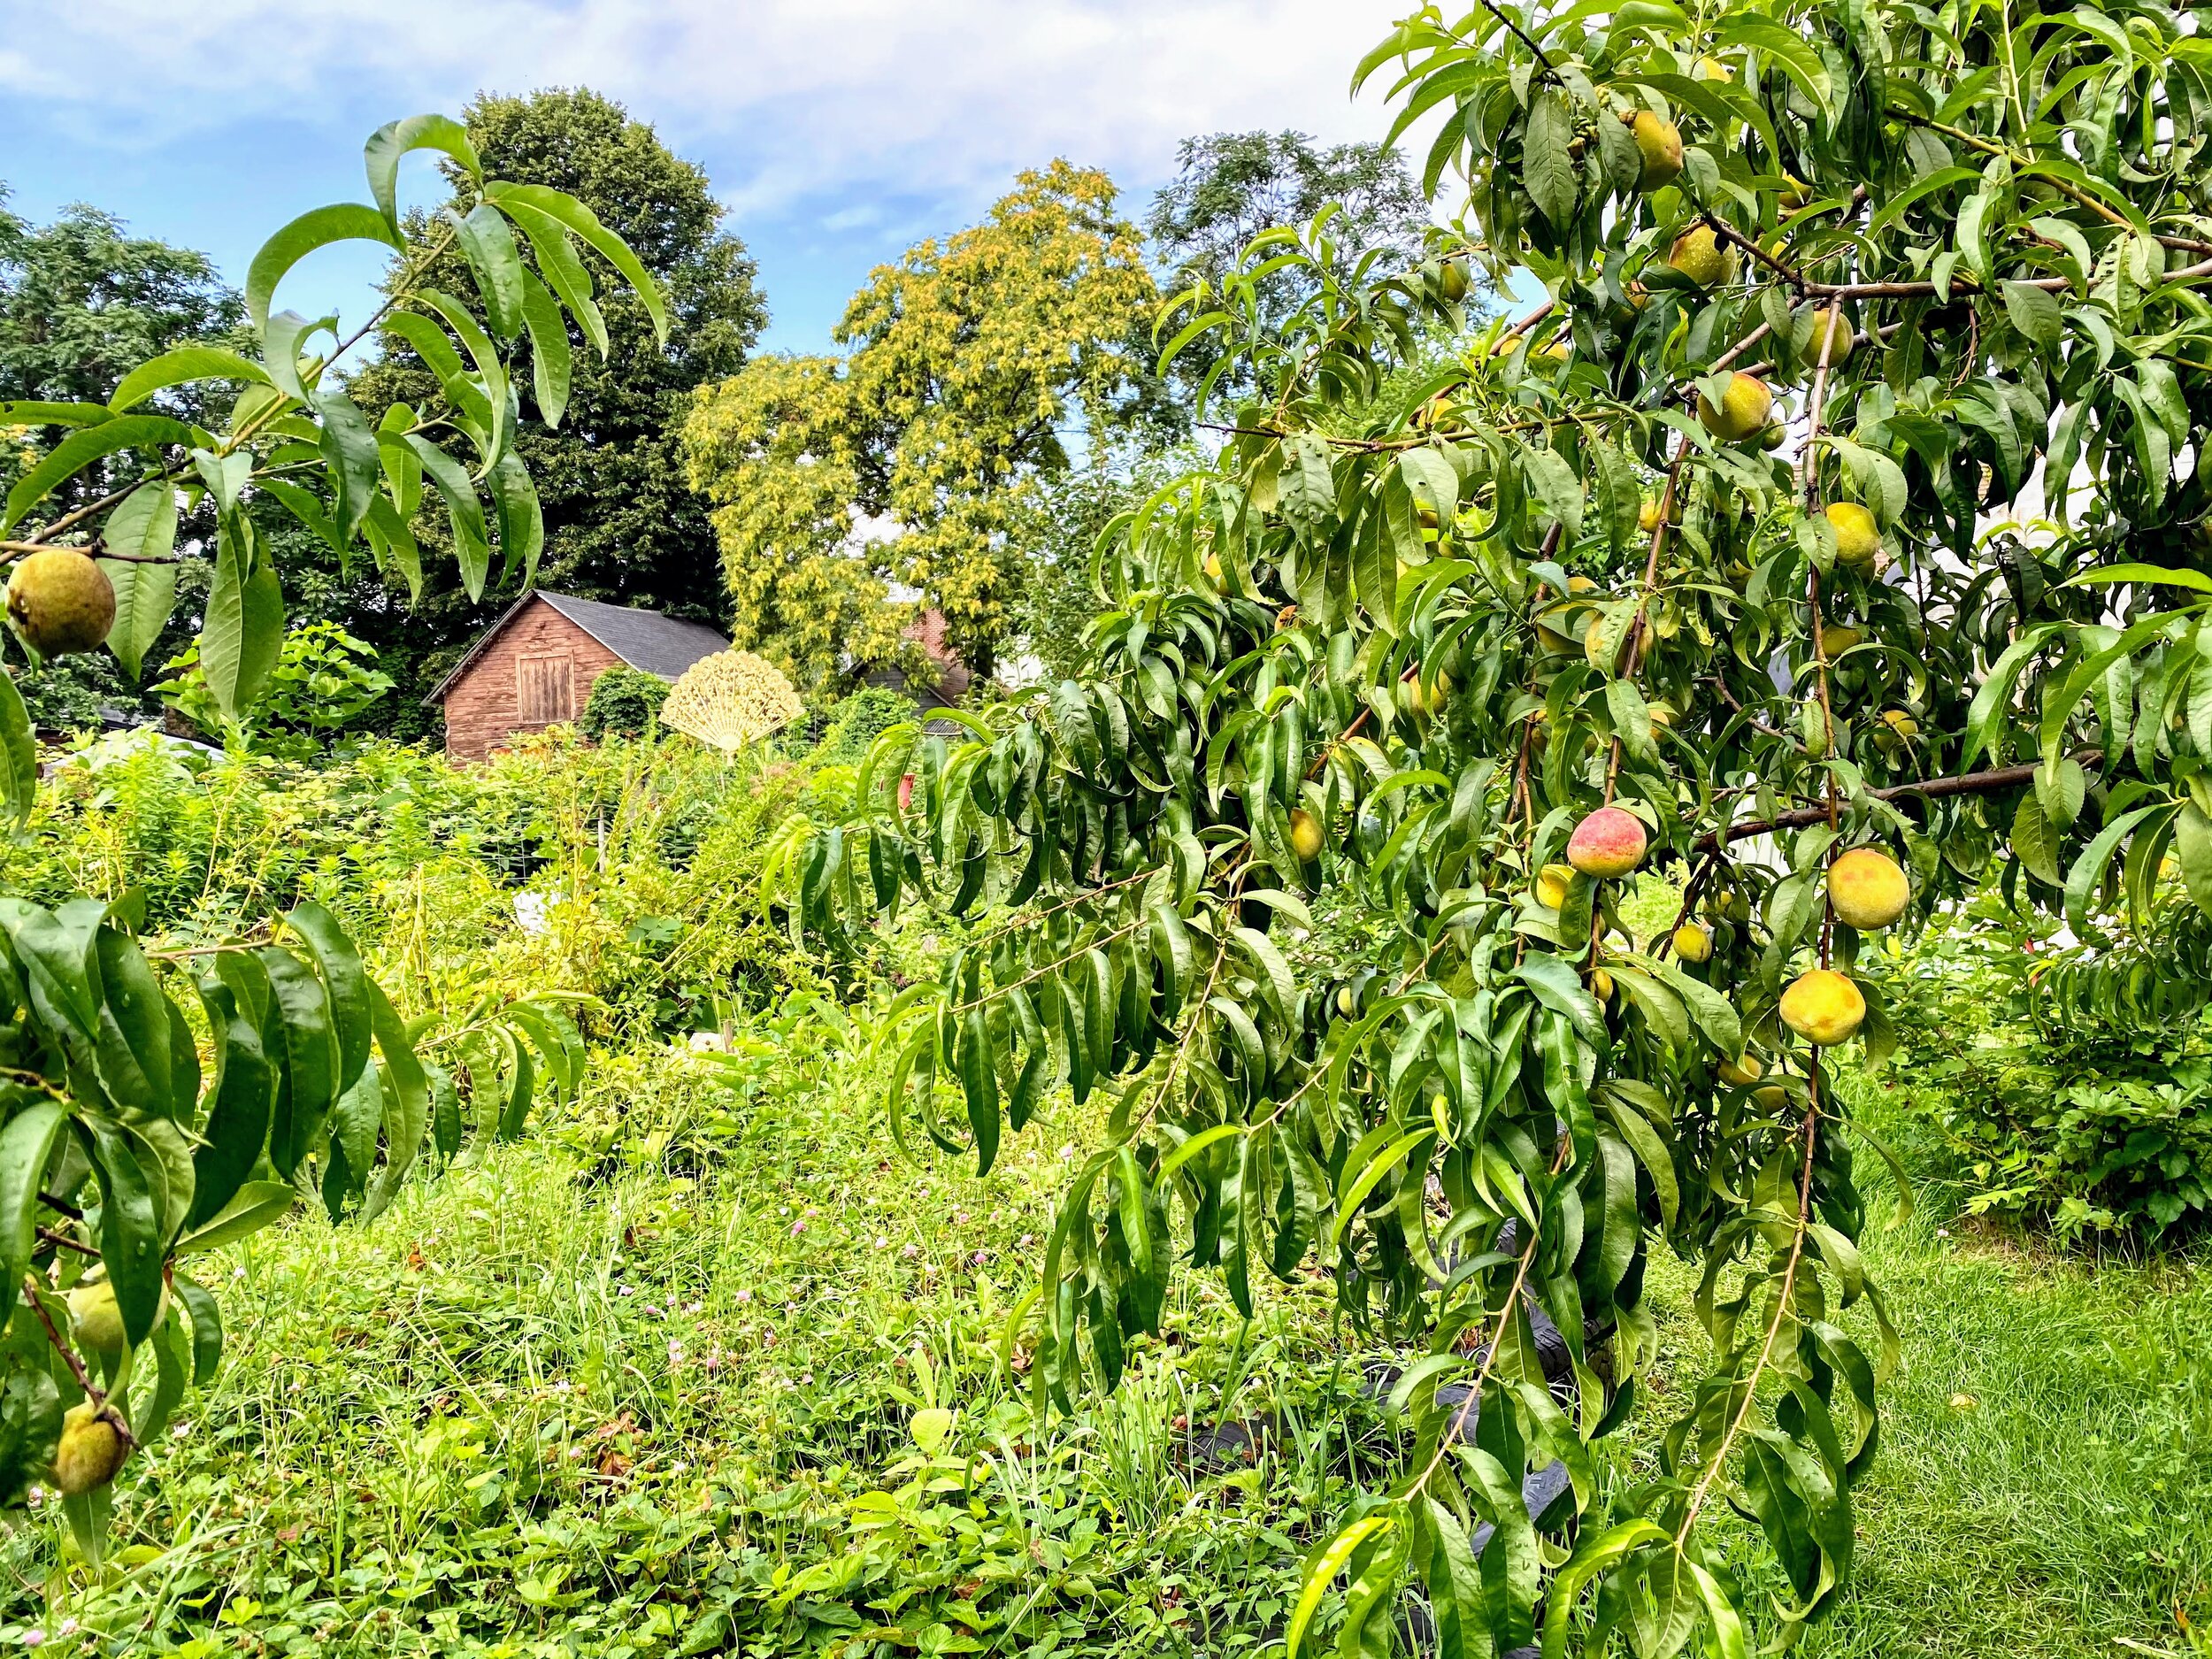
<box><xmin>346</xmin><ymin>88</ymin><xmax>765</xmax><ymax>731</ymax></box>
<box><xmin>1146</xmin><ymin>131</ymin><xmax>1438</xmax><ymax>399</ymax></box>
<box><xmin>683</xmin><ymin>162</ymin><xmax>1158</xmax><ymax>690</ymax></box>
<box><xmin>0</xmin><ymin>194</ymin><xmax>249</xmax><ymax>727</ymax></box>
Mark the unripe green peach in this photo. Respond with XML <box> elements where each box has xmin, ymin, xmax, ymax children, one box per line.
<box><xmin>1535</xmin><ymin>863</ymin><xmax>1574</xmax><ymax>910</ymax></box>
<box><xmin>1825</xmin><ymin>502</ymin><xmax>1880</xmax><ymax>567</ymax></box>
<box><xmin>1806</xmin><ymin>305</ymin><xmax>1855</xmax><ymax>370</ymax></box>
<box><xmin>1668</xmin><ymin>225</ymin><xmax>1732</xmax><ymax>288</ymax></box>
<box><xmin>1717</xmin><ymin>1053</ymin><xmax>1763</xmax><ymax>1087</ymax></box>
<box><xmin>1697</xmin><ymin>373</ymin><xmax>1773</xmax><ymax>442</ymax></box>
<box><xmin>7</xmin><ymin>549</ymin><xmax>115</xmax><ymax>657</ymax></box>
<box><xmin>68</xmin><ymin>1280</ymin><xmax>127</xmax><ymax>1355</ymax></box>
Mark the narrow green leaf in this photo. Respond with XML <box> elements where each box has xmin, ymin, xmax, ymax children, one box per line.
<box><xmin>0</xmin><ymin>1102</ymin><xmax>66</xmax><ymax>1296</ymax></box>
<box><xmin>364</xmin><ymin>115</ymin><xmax>480</xmax><ymax>232</ymax></box>
<box><xmin>0</xmin><ymin>674</ymin><xmax>37</xmax><ymax>826</ymax></box>
<box><xmin>257</xmin><ymin>946</ymin><xmax>340</xmax><ymax>1177</ymax></box>
<box><xmin>407</xmin><ymin>435</ymin><xmax>492</xmax><ymax>598</ymax></box>
<box><xmin>359</xmin><ymin>982</ymin><xmax>429</xmax><ymax>1224</ymax></box>
<box><xmin>198</xmin><ymin>516</ymin><xmax>283</xmax><ymax>723</ymax></box>
<box><xmin>483</xmin><ymin>182</ymin><xmax>667</xmax><ymax>343</ymax></box>
<box><xmin>518</xmin><ymin>267</ymin><xmax>572</xmax><ymax>427</ymax></box>
<box><xmin>246</xmin><ymin>204</ymin><xmax>403</xmax><ymax>337</ymax></box>
<box><xmin>1286</xmin><ymin>1513</ymin><xmax>1396</xmax><ymax>1658</ymax></box>
<box><xmin>173</xmin><ymin>1179</ymin><xmax>293</xmax><ymax>1258</ymax></box>
<box><xmin>107</xmin><ymin>347</ymin><xmax>272</xmax><ymax>415</ymax></box>
<box><xmin>284</xmin><ymin>902</ymin><xmax>371</xmax><ymax>1094</ymax></box>
<box><xmin>99</xmin><ymin>482</ymin><xmax>179</xmax><ymax>681</ymax></box>
<box><xmin>80</xmin><ymin>1118</ymin><xmax>163</xmax><ymax>1348</ymax></box>
<box><xmin>488</xmin><ymin>450</ymin><xmax>545</xmax><ymax>589</ymax></box>
<box><xmin>2</xmin><ymin>415</ymin><xmax>195</xmax><ymax>535</ymax></box>
<box><xmin>452</xmin><ymin>204</ymin><xmax>527</xmax><ymax>341</ymax></box>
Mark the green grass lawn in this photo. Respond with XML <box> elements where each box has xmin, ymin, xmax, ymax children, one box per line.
<box><xmin>4</xmin><ymin>1042</ymin><xmax>2205</xmax><ymax>1657</ymax></box>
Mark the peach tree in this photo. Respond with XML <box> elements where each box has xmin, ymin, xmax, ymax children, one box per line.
<box><xmin>0</xmin><ymin>116</ymin><xmax>634</xmax><ymax>1555</ymax></box>
<box><xmin>788</xmin><ymin>0</ymin><xmax>2212</xmax><ymax>1649</ymax></box>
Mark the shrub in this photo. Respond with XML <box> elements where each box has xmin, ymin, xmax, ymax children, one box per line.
<box><xmin>1888</xmin><ymin>895</ymin><xmax>2212</xmax><ymax>1244</ymax></box>
<box><xmin>155</xmin><ymin>620</ymin><xmax>394</xmax><ymax>757</ymax></box>
<box><xmin>580</xmin><ymin>664</ymin><xmax>670</xmax><ymax>741</ymax></box>
<box><xmin>810</xmin><ymin>686</ymin><xmax>917</xmax><ymax>764</ymax></box>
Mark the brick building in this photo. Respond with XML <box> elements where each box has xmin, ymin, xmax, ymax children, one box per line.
<box><xmin>426</xmin><ymin>591</ymin><xmax>729</xmax><ymax>762</ymax></box>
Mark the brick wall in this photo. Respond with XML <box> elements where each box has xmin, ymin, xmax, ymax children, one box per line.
<box><xmin>439</xmin><ymin>596</ymin><xmax>622</xmax><ymax>762</ymax></box>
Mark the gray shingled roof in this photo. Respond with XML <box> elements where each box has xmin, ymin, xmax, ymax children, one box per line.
<box><xmin>536</xmin><ymin>593</ymin><xmax>729</xmax><ymax>679</ymax></box>
<box><xmin>422</xmin><ymin>591</ymin><xmax>731</xmax><ymax>706</ymax></box>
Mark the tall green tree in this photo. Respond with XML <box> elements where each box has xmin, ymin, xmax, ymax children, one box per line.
<box><xmin>1148</xmin><ymin>130</ymin><xmax>1431</xmax><ymax>290</ymax></box>
<box><xmin>0</xmin><ymin>194</ymin><xmax>248</xmax><ymax>726</ymax></box>
<box><xmin>683</xmin><ymin>162</ymin><xmax>1159</xmax><ymax>690</ymax></box>
<box><xmin>1146</xmin><ymin>131</ymin><xmax>1438</xmax><ymax>400</ymax></box>
<box><xmin>345</xmin><ymin>88</ymin><xmax>765</xmax><ymax>726</ymax></box>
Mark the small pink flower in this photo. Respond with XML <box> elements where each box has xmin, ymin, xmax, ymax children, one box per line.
<box><xmin>734</xmin><ymin>1289</ymin><xmax>753</xmax><ymax>1303</ymax></box>
<box><xmin>790</xmin><ymin>1220</ymin><xmax>806</xmax><ymax>1236</ymax></box>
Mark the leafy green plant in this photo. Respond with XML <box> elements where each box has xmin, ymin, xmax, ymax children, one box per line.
<box><xmin>773</xmin><ymin>3</ymin><xmax>2212</xmax><ymax>1651</ymax></box>
<box><xmin>1891</xmin><ymin>893</ymin><xmax>2212</xmax><ymax>1242</ymax></box>
<box><xmin>155</xmin><ymin>620</ymin><xmax>394</xmax><ymax>754</ymax></box>
<box><xmin>0</xmin><ymin>113</ymin><xmax>662</xmax><ymax>1545</ymax></box>
<box><xmin>578</xmin><ymin>664</ymin><xmax>669</xmax><ymax>742</ymax></box>
<box><xmin>809</xmin><ymin>687</ymin><xmax>916</xmax><ymax>767</ymax></box>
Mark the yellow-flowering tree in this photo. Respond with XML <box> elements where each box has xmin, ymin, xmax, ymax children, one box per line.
<box><xmin>682</xmin><ymin>162</ymin><xmax>1158</xmax><ymax>688</ymax></box>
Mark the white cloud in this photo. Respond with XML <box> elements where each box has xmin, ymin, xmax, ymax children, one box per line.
<box><xmin>7</xmin><ymin>0</ymin><xmax>1414</xmax><ymax>219</ymax></box>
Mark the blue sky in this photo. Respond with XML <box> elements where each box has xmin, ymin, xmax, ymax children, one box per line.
<box><xmin>1</xmin><ymin>0</ymin><xmax>1418</xmax><ymax>356</ymax></box>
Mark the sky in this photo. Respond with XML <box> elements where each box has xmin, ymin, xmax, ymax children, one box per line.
<box><xmin>0</xmin><ymin>0</ymin><xmax>1425</xmax><ymax>355</ymax></box>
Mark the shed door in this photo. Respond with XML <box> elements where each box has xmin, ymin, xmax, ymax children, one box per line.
<box><xmin>517</xmin><ymin>653</ymin><xmax>574</xmax><ymax>726</ymax></box>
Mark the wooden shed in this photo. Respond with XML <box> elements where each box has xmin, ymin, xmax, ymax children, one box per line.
<box><xmin>426</xmin><ymin>591</ymin><xmax>729</xmax><ymax>762</ymax></box>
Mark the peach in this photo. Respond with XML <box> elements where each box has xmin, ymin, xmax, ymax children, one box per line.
<box><xmin>1288</xmin><ymin>809</ymin><xmax>1325</xmax><ymax>862</ymax></box>
<box><xmin>1697</xmin><ymin>372</ymin><xmax>1772</xmax><ymax>442</ymax></box>
<box><xmin>1535</xmin><ymin>863</ymin><xmax>1575</xmax><ymax>910</ymax></box>
<box><xmin>1717</xmin><ymin>1054</ymin><xmax>1763</xmax><ymax>1087</ymax></box>
<box><xmin>1566</xmin><ymin>807</ymin><xmax>1647</xmax><ymax>878</ymax></box>
<box><xmin>1824</xmin><ymin>502</ymin><xmax>1880</xmax><ymax>566</ymax></box>
<box><xmin>1778</xmin><ymin>968</ymin><xmax>1866</xmax><ymax>1045</ymax></box>
<box><xmin>1672</xmin><ymin>922</ymin><xmax>1712</xmax><ymax>963</ymax></box>
<box><xmin>1828</xmin><ymin>848</ymin><xmax>1909</xmax><ymax>929</ymax></box>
